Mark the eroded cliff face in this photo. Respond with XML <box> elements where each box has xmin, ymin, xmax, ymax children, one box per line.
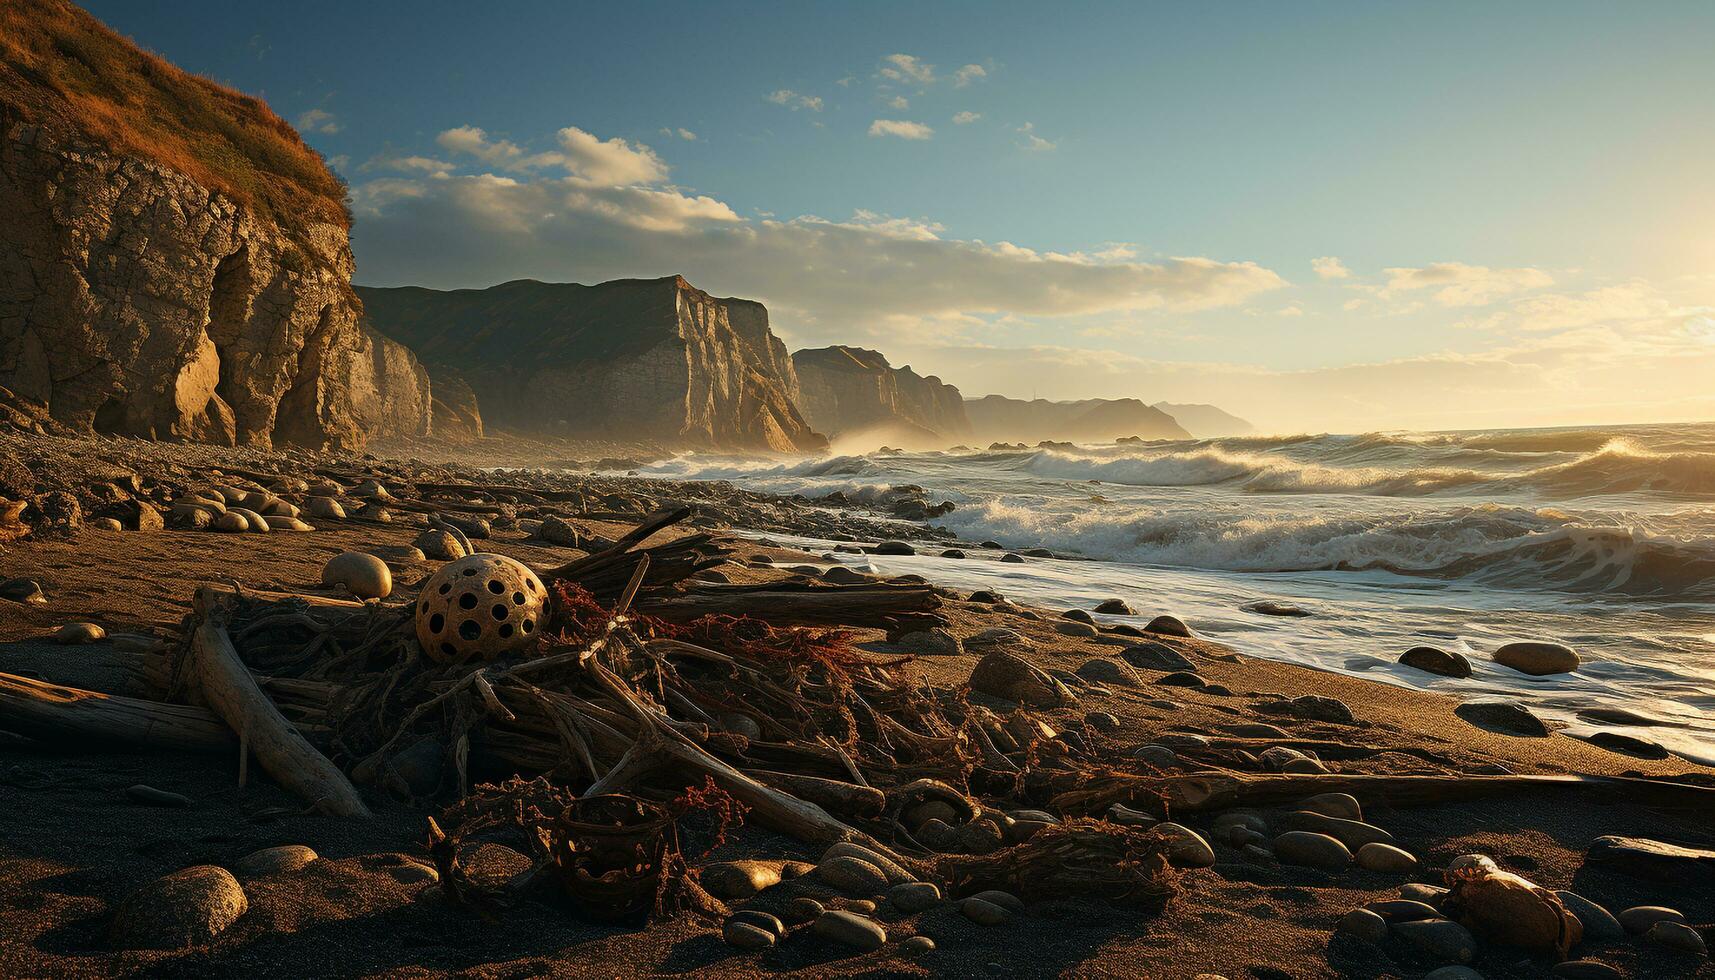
<box><xmin>792</xmin><ymin>346</ymin><xmax>972</xmax><ymax>445</ymax></box>
<box><xmin>359</xmin><ymin>276</ymin><xmax>824</xmax><ymax>453</ymax></box>
<box><xmin>0</xmin><ymin>119</ymin><xmax>432</xmax><ymax>449</ymax></box>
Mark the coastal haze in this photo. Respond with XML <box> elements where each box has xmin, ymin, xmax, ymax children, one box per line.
<box><xmin>3</xmin><ymin>1</ymin><xmax>1715</xmax><ymax>977</ymax></box>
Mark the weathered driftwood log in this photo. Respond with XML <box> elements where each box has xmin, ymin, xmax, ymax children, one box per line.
<box><xmin>0</xmin><ymin>671</ymin><xmax>234</xmax><ymax>752</ymax></box>
<box><xmin>645</xmin><ymin>581</ymin><xmax>943</xmax><ymax>629</ymax></box>
<box><xmin>751</xmin><ymin>769</ymin><xmax>888</xmax><ymax>820</ymax></box>
<box><xmin>190</xmin><ymin>588</ymin><xmax>371</xmax><ymax>817</ymax></box>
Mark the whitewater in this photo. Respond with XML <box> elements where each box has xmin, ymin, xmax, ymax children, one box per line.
<box><xmin>630</xmin><ymin>421</ymin><xmax>1715</xmax><ymax>764</ymax></box>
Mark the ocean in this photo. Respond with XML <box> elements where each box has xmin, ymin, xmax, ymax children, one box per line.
<box><xmin>631</xmin><ymin>422</ymin><xmax>1715</xmax><ymax>764</ymax></box>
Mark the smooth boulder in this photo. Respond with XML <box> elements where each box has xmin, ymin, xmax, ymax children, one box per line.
<box><xmin>1399</xmin><ymin>646</ymin><xmax>1473</xmax><ymax>678</ymax></box>
<box><xmin>1492</xmin><ymin>640</ymin><xmax>1579</xmax><ymax>676</ymax></box>
<box><xmin>111</xmin><ymin>865</ymin><xmax>248</xmax><ymax>949</ymax></box>
<box><xmin>321</xmin><ymin>552</ymin><xmax>392</xmax><ymax>600</ymax></box>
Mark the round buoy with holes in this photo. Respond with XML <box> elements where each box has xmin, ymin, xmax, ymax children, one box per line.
<box><xmin>415</xmin><ymin>554</ymin><xmax>548</xmax><ymax>663</ymax></box>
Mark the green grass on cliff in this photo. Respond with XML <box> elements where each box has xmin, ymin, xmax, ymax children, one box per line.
<box><xmin>0</xmin><ymin>0</ymin><xmax>350</xmax><ymax>228</ymax></box>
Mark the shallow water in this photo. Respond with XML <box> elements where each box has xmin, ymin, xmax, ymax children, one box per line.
<box><xmin>630</xmin><ymin>421</ymin><xmax>1715</xmax><ymax>764</ymax></box>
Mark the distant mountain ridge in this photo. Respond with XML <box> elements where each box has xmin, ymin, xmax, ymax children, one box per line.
<box><xmin>358</xmin><ymin>276</ymin><xmax>824</xmax><ymax>452</ymax></box>
<box><xmin>965</xmin><ymin>395</ymin><xmax>1190</xmax><ymax>444</ymax></box>
<box><xmin>792</xmin><ymin>346</ymin><xmax>972</xmax><ymax>448</ymax></box>
<box><xmin>1153</xmin><ymin>402</ymin><xmax>1255</xmax><ymax>437</ymax></box>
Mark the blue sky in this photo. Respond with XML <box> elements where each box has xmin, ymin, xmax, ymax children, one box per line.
<box><xmin>84</xmin><ymin>0</ymin><xmax>1715</xmax><ymax>430</ymax></box>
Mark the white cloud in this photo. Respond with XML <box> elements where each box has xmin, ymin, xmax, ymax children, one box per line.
<box><xmin>436</xmin><ymin>126</ymin><xmax>523</xmax><ymax>165</ymax></box>
<box><xmin>1382</xmin><ymin>262</ymin><xmax>1554</xmax><ymax>307</ymax></box>
<box><xmin>295</xmin><ymin>108</ymin><xmax>340</xmax><ymax>134</ymax></box>
<box><xmin>1311</xmin><ymin>256</ymin><xmax>1351</xmax><ymax>280</ymax></box>
<box><xmin>952</xmin><ymin>111</ymin><xmax>982</xmax><ymax>125</ymax></box>
<box><xmin>766</xmin><ymin>89</ymin><xmax>823</xmax><ymax>111</ymax></box>
<box><xmin>1017</xmin><ymin>122</ymin><xmax>1056</xmax><ymax>151</ymax></box>
<box><xmin>1277</xmin><ymin>305</ymin><xmax>1305</xmax><ymax>317</ymax></box>
<box><xmin>361</xmin><ymin>153</ymin><xmax>457</xmax><ymax>177</ymax></box>
<box><xmin>660</xmin><ymin>128</ymin><xmax>698</xmax><ymax>141</ymax></box>
<box><xmin>953</xmin><ymin>64</ymin><xmax>988</xmax><ymax>87</ymax></box>
<box><xmin>869</xmin><ymin>119</ymin><xmax>935</xmax><ymax>140</ymax></box>
<box><xmin>434</xmin><ymin>125</ymin><xmax>667</xmax><ymax>186</ymax></box>
<box><xmin>879</xmin><ymin>53</ymin><xmax>936</xmax><ymax>85</ymax></box>
<box><xmin>887</xmin><ymin>95</ymin><xmax>910</xmax><ymax>110</ymax></box>
<box><xmin>1510</xmin><ymin>281</ymin><xmax>1672</xmax><ymax>331</ymax></box>
<box><xmin>350</xmin><ymin>125</ymin><xmax>1286</xmax><ymax>346</ymax></box>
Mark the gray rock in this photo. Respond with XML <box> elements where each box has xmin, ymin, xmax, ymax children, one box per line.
<box><xmin>898</xmin><ymin>627</ymin><xmax>963</xmax><ymax>657</ymax></box>
<box><xmin>1582</xmin><ymin>731</ymin><xmax>1670</xmax><ymax>759</ymax></box>
<box><xmin>1553</xmin><ymin>890</ymin><xmax>1624</xmax><ymax>943</ymax></box>
<box><xmin>1272</xmin><ymin>831</ymin><xmax>1353</xmax><ymax>871</ymax></box>
<box><xmin>412</xmin><ymin>529</ymin><xmax>467</xmax><ymax>561</ymax></box>
<box><xmin>1120</xmin><ymin>642</ymin><xmax>1196</xmax><ymax>672</ymax></box>
<box><xmin>1077</xmin><ymin>658</ymin><xmax>1144</xmax><ymax>687</ymax></box>
<box><xmin>969</xmin><ymin>650</ymin><xmax>1071</xmax><ymax>708</ymax></box>
<box><xmin>816</xmin><ymin>855</ymin><xmax>890</xmax><ymax>896</ymax></box>
<box><xmin>728</xmin><ymin>909</ymin><xmax>785</xmax><ymax>938</ymax></box>
<box><xmin>111</xmin><ymin>865</ymin><xmax>248</xmax><ymax>949</ymax></box>
<box><xmin>961</xmin><ymin>897</ymin><xmax>1012</xmax><ymax>925</ymax></box>
<box><xmin>1645</xmin><ymin>920</ymin><xmax>1706</xmax><ymax>954</ymax></box>
<box><xmin>1155</xmin><ymin>822</ymin><xmax>1216</xmax><ymax>868</ymax></box>
<box><xmin>304</xmin><ymin>496</ymin><xmax>345</xmax><ymax>520</ymax></box>
<box><xmin>785</xmin><ymin>897</ymin><xmax>825</xmax><ymax>923</ymax></box>
<box><xmin>1337</xmin><ymin>907</ymin><xmax>1389</xmax><ymax>944</ymax></box>
<box><xmin>1259</xmin><ymin>694</ymin><xmax>1355</xmax><ymax>724</ymax></box>
<box><xmin>871</xmin><ymin>540</ymin><xmax>915</xmax><ymax>555</ymax></box>
<box><xmin>1455</xmin><ymin>700</ymin><xmax>1549</xmax><ymax>736</ymax></box>
<box><xmin>1364</xmin><ymin>899</ymin><xmax>1442</xmax><ymax>922</ymax></box>
<box><xmin>1132</xmin><ymin>744</ymin><xmax>1179</xmax><ymax>768</ymax></box>
<box><xmin>1156</xmin><ymin>671</ymin><xmax>1208</xmax><ymax>687</ymax></box>
<box><xmin>1399</xmin><ymin>646</ymin><xmax>1473</xmax><ymax>678</ymax></box>
<box><xmin>1357</xmin><ymin>842</ymin><xmax>1418</xmax><ymax>872</ymax></box>
<box><xmin>900</xmin><ymin>935</ymin><xmax>936</xmax><ymax>956</ymax></box>
<box><xmin>889</xmin><ymin>881</ymin><xmax>941</xmax><ymax>912</ymax></box>
<box><xmin>1094</xmin><ymin>598</ymin><xmax>1134</xmax><ymax>615</ymax></box>
<box><xmin>813</xmin><ymin>909</ymin><xmax>887</xmax><ymax>950</ymax></box>
<box><xmin>1144</xmin><ymin>614</ymin><xmax>1192</xmax><ymax>637</ymax></box>
<box><xmin>1492</xmin><ymin>640</ymin><xmax>1579</xmax><ymax>675</ymax></box>
<box><xmin>1618</xmin><ymin>905</ymin><xmax>1684</xmax><ymax>934</ymax></box>
<box><xmin>1399</xmin><ymin>883</ymin><xmax>1449</xmax><ymax>906</ymax></box>
<box><xmin>54</xmin><ymin>621</ymin><xmax>106</xmax><ymax>644</ymax></box>
<box><xmin>1392</xmin><ymin>918</ymin><xmax>1477</xmax><ymax>964</ymax></box>
<box><xmin>1279</xmin><ymin>810</ymin><xmax>1394</xmax><ymax>850</ymax></box>
<box><xmin>723</xmin><ymin>921</ymin><xmax>776</xmax><ymax>950</ymax></box>
<box><xmin>1055</xmin><ymin>620</ymin><xmax>1099</xmax><ymax>639</ymax></box>
<box><xmin>234</xmin><ymin>844</ymin><xmax>318</xmax><ymax>877</ymax></box>
<box><xmin>701</xmin><ymin>860</ymin><xmax>782</xmax><ymax>900</ymax></box>
<box><xmin>1297</xmin><ymin>792</ymin><xmax>1362</xmax><ymax>821</ymax></box>
<box><xmin>321</xmin><ymin>551</ymin><xmax>392</xmax><ymax>600</ymax></box>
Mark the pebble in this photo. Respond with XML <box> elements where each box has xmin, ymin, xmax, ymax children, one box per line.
<box><xmin>234</xmin><ymin>844</ymin><xmax>318</xmax><ymax>876</ymax></box>
<box><xmin>111</xmin><ymin>865</ymin><xmax>248</xmax><ymax>949</ymax></box>
<box><xmin>1399</xmin><ymin>645</ymin><xmax>1474</xmax><ymax>678</ymax></box>
<box><xmin>1085</xmin><ymin>710</ymin><xmax>1120</xmax><ymax>733</ymax></box>
<box><xmin>816</xmin><ymin>855</ymin><xmax>890</xmax><ymax>896</ymax></box>
<box><xmin>1357</xmin><ymin>842</ymin><xmax>1419</xmax><ymax>872</ymax></box>
<box><xmin>1645</xmin><ymin>920</ymin><xmax>1706</xmax><ymax>954</ymax></box>
<box><xmin>54</xmin><ymin>622</ymin><xmax>106</xmax><ymax>644</ymax></box>
<box><xmin>1156</xmin><ymin>822</ymin><xmax>1216</xmax><ymax>868</ymax></box>
<box><xmin>1132</xmin><ymin>744</ymin><xmax>1179</xmax><ymax>768</ymax></box>
<box><xmin>1094</xmin><ymin>598</ymin><xmax>1134</xmax><ymax>615</ymax></box>
<box><xmin>1279</xmin><ymin>810</ymin><xmax>1394</xmax><ymax>850</ymax></box>
<box><xmin>821</xmin><ymin>842</ymin><xmax>914</xmax><ymax>885</ymax></box>
<box><xmin>1584</xmin><ymin>731</ymin><xmax>1670</xmax><ymax>759</ymax></box>
<box><xmin>1076</xmin><ymin>658</ymin><xmax>1144</xmax><ymax>687</ymax></box>
<box><xmin>968</xmin><ymin>889</ymin><xmax>1025</xmax><ymax>913</ymax></box>
<box><xmin>871</xmin><ymin>540</ymin><xmax>915</xmax><ymax>555</ymax></box>
<box><xmin>728</xmin><ymin>909</ymin><xmax>785</xmax><ymax>938</ymax></box>
<box><xmin>1336</xmin><ymin>908</ymin><xmax>1389</xmax><ymax>944</ymax></box>
<box><xmin>1260</xmin><ymin>694</ymin><xmax>1355</xmax><ymax>724</ymax></box>
<box><xmin>413</xmin><ymin>529</ymin><xmax>467</xmax><ymax>561</ymax></box>
<box><xmin>785</xmin><ymin>897</ymin><xmax>825</xmax><ymax>923</ymax></box>
<box><xmin>1144</xmin><ymin>614</ymin><xmax>1192</xmax><ymax>637</ymax></box>
<box><xmin>1392</xmin><ymin>918</ymin><xmax>1478</xmax><ymax>964</ymax></box>
<box><xmin>212</xmin><ymin>511</ymin><xmax>249</xmax><ymax>533</ymax></box>
<box><xmin>1399</xmin><ymin>883</ymin><xmax>1449</xmax><ymax>906</ymax></box>
<box><xmin>1224</xmin><ymin>722</ymin><xmax>1288</xmax><ymax>738</ymax></box>
<box><xmin>1272</xmin><ymin>831</ymin><xmax>1353</xmax><ymax>871</ymax></box>
<box><xmin>813</xmin><ymin>910</ymin><xmax>887</xmax><ymax>950</ymax></box>
<box><xmin>1297</xmin><ymin>792</ymin><xmax>1363</xmax><ymax>821</ymax></box>
<box><xmin>90</xmin><ymin>516</ymin><xmax>124</xmax><ymax>531</ymax></box>
<box><xmin>1552</xmin><ymin>962</ymin><xmax>1623</xmax><ymax>980</ymax></box>
<box><xmin>961</xmin><ymin>897</ymin><xmax>1012</xmax><ymax>925</ymax></box>
<box><xmin>1619</xmin><ymin>905</ymin><xmax>1684</xmax><ymax>934</ymax></box>
<box><xmin>227</xmin><ymin>507</ymin><xmax>269</xmax><ymax>533</ymax></box>
<box><xmin>1553</xmin><ymin>890</ymin><xmax>1624</xmax><ymax>943</ymax></box>
<box><xmin>899</xmin><ymin>627</ymin><xmax>963</xmax><ymax>657</ymax></box>
<box><xmin>900</xmin><ymin>935</ymin><xmax>936</xmax><ymax>956</ymax></box>
<box><xmin>889</xmin><ymin>881</ymin><xmax>941</xmax><ymax>912</ymax></box>
<box><xmin>1364</xmin><ymin>899</ymin><xmax>1442</xmax><ymax>922</ymax></box>
<box><xmin>321</xmin><ymin>552</ymin><xmax>392</xmax><ymax>599</ymax></box>
<box><xmin>941</xmin><ymin>549</ymin><xmax>966</xmax><ymax>559</ymax></box>
<box><xmin>1156</xmin><ymin>671</ymin><xmax>1208</xmax><ymax>687</ymax></box>
<box><xmin>723</xmin><ymin>920</ymin><xmax>776</xmax><ymax>950</ymax></box>
<box><xmin>304</xmin><ymin>496</ymin><xmax>345</xmax><ymax>519</ymax></box>
<box><xmin>125</xmin><ymin>784</ymin><xmax>192</xmax><ymax>807</ymax></box>
<box><xmin>1055</xmin><ymin>620</ymin><xmax>1099</xmax><ymax>638</ymax></box>
<box><xmin>1492</xmin><ymin>640</ymin><xmax>1579</xmax><ymax>676</ymax></box>
<box><xmin>388</xmin><ymin>861</ymin><xmax>438</xmax><ymax>885</ymax></box>
<box><xmin>1000</xmin><ymin>553</ymin><xmax>1025</xmax><ymax>563</ymax></box>
<box><xmin>701</xmin><ymin>860</ymin><xmax>782</xmax><ymax>900</ymax></box>
<box><xmin>1121</xmin><ymin>642</ymin><xmax>1197</xmax><ymax>672</ymax></box>
<box><xmin>272</xmin><ymin>517</ymin><xmax>315</xmax><ymax>532</ymax></box>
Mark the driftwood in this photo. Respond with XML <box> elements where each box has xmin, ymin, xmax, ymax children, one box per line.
<box><xmin>0</xmin><ymin>671</ymin><xmax>234</xmax><ymax>752</ymax></box>
<box><xmin>190</xmin><ymin>588</ymin><xmax>370</xmax><ymax>817</ymax></box>
<box><xmin>647</xmin><ymin>581</ymin><xmax>943</xmax><ymax>629</ymax></box>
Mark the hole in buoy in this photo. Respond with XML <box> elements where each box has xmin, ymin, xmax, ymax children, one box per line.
<box><xmin>491</xmin><ymin>604</ymin><xmax>507</xmax><ymax>621</ymax></box>
<box><xmin>462</xmin><ymin>567</ymin><xmax>477</xmax><ymax>576</ymax></box>
<box><xmin>498</xmin><ymin>624</ymin><xmax>513</xmax><ymax>638</ymax></box>
<box><xmin>459</xmin><ymin>621</ymin><xmax>481</xmax><ymax>641</ymax></box>
<box><xmin>441</xmin><ymin>642</ymin><xmax>456</xmax><ymax>657</ymax></box>
<box><xmin>513</xmin><ymin>591</ymin><xmax>525</xmax><ymax>605</ymax></box>
<box><xmin>419</xmin><ymin>600</ymin><xmax>428</xmax><ymax>613</ymax></box>
<box><xmin>429</xmin><ymin>613</ymin><xmax>445</xmax><ymax>633</ymax></box>
<box><xmin>487</xmin><ymin>579</ymin><xmax>504</xmax><ymax>594</ymax></box>
<box><xmin>522</xmin><ymin>619</ymin><xmax>534</xmax><ymax>634</ymax></box>
<box><xmin>459</xmin><ymin>592</ymin><xmax>477</xmax><ymax>610</ymax></box>
<box><xmin>439</xmin><ymin>583</ymin><xmax>451</xmax><ymax>595</ymax></box>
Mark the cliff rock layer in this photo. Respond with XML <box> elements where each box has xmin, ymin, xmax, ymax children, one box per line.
<box><xmin>793</xmin><ymin>346</ymin><xmax>972</xmax><ymax>446</ymax></box>
<box><xmin>965</xmin><ymin>395</ymin><xmax>1190</xmax><ymax>444</ymax></box>
<box><xmin>0</xmin><ymin>1</ymin><xmax>431</xmax><ymax>449</ymax></box>
<box><xmin>359</xmin><ymin>277</ymin><xmax>824</xmax><ymax>453</ymax></box>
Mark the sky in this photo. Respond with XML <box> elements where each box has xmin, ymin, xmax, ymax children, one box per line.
<box><xmin>84</xmin><ymin>0</ymin><xmax>1715</xmax><ymax>433</ymax></box>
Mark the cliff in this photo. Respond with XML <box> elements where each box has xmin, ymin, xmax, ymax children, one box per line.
<box><xmin>964</xmin><ymin>395</ymin><xmax>1190</xmax><ymax>444</ymax></box>
<box><xmin>792</xmin><ymin>346</ymin><xmax>972</xmax><ymax>447</ymax></box>
<box><xmin>1153</xmin><ymin>402</ymin><xmax>1255</xmax><ymax>438</ymax></box>
<box><xmin>0</xmin><ymin>0</ymin><xmax>431</xmax><ymax>448</ymax></box>
<box><xmin>358</xmin><ymin>277</ymin><xmax>824</xmax><ymax>453</ymax></box>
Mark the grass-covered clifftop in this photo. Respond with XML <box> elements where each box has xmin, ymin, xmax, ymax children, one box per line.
<box><xmin>0</xmin><ymin>0</ymin><xmax>348</xmax><ymax>228</ymax></box>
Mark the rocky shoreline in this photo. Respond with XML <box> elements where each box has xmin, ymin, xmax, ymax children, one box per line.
<box><xmin>2</xmin><ymin>433</ymin><xmax>1713</xmax><ymax>979</ymax></box>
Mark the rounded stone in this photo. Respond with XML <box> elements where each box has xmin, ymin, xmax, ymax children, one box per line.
<box><xmin>233</xmin><ymin>844</ymin><xmax>318</xmax><ymax>877</ymax></box>
<box><xmin>227</xmin><ymin>507</ymin><xmax>270</xmax><ymax>533</ymax></box>
<box><xmin>413</xmin><ymin>529</ymin><xmax>467</xmax><ymax>561</ymax></box>
<box><xmin>1357</xmin><ymin>842</ymin><xmax>1419</xmax><ymax>872</ymax></box>
<box><xmin>55</xmin><ymin>621</ymin><xmax>107</xmax><ymax>644</ymax></box>
<box><xmin>1156</xmin><ymin>822</ymin><xmax>1216</xmax><ymax>868</ymax></box>
<box><xmin>1094</xmin><ymin>598</ymin><xmax>1134</xmax><ymax>615</ymax></box>
<box><xmin>1492</xmin><ymin>640</ymin><xmax>1579</xmax><ymax>675</ymax></box>
<box><xmin>1055</xmin><ymin>620</ymin><xmax>1099</xmax><ymax>639</ymax></box>
<box><xmin>304</xmin><ymin>496</ymin><xmax>345</xmax><ymax>519</ymax></box>
<box><xmin>90</xmin><ymin>516</ymin><xmax>124</xmax><ymax>531</ymax></box>
<box><xmin>1399</xmin><ymin>645</ymin><xmax>1474</xmax><ymax>678</ymax></box>
<box><xmin>1297</xmin><ymin>792</ymin><xmax>1363</xmax><ymax>821</ymax></box>
<box><xmin>1393</xmin><ymin>918</ymin><xmax>1477</xmax><ymax>964</ymax></box>
<box><xmin>1273</xmin><ymin>831</ymin><xmax>1353</xmax><ymax>871</ymax></box>
<box><xmin>1143</xmin><ymin>614</ymin><xmax>1192</xmax><ymax>637</ymax></box>
<box><xmin>723</xmin><ymin>920</ymin><xmax>775</xmax><ymax>950</ymax></box>
<box><xmin>1336</xmin><ymin>907</ymin><xmax>1389</xmax><ymax>944</ymax></box>
<box><xmin>1619</xmin><ymin>905</ymin><xmax>1684</xmax><ymax>934</ymax></box>
<box><xmin>1133</xmin><ymin>744</ymin><xmax>1179</xmax><ymax>768</ymax></box>
<box><xmin>1645</xmin><ymin>921</ymin><xmax>1706</xmax><ymax>955</ymax></box>
<box><xmin>1445</xmin><ymin>853</ymin><xmax>1500</xmax><ymax>880</ymax></box>
<box><xmin>111</xmin><ymin>865</ymin><xmax>248</xmax><ymax>949</ymax></box>
<box><xmin>785</xmin><ymin>897</ymin><xmax>825</xmax><ymax>923</ymax></box>
<box><xmin>900</xmin><ymin>935</ymin><xmax>936</xmax><ymax>956</ymax></box>
<box><xmin>1085</xmin><ymin>710</ymin><xmax>1121</xmax><ymax>733</ymax></box>
<box><xmin>817</xmin><ymin>855</ymin><xmax>890</xmax><ymax>896</ymax></box>
<box><xmin>1400</xmin><ymin>883</ymin><xmax>1449</xmax><ymax>906</ymax></box>
<box><xmin>961</xmin><ymin>897</ymin><xmax>1012</xmax><ymax>925</ymax></box>
<box><xmin>321</xmin><ymin>552</ymin><xmax>392</xmax><ymax>600</ymax></box>
<box><xmin>889</xmin><ymin>881</ymin><xmax>941</xmax><ymax>912</ymax></box>
<box><xmin>813</xmin><ymin>909</ymin><xmax>887</xmax><ymax>950</ymax></box>
<box><xmin>271</xmin><ymin>516</ymin><xmax>315</xmax><ymax>532</ymax></box>
<box><xmin>212</xmin><ymin>511</ymin><xmax>249</xmax><ymax>533</ymax></box>
<box><xmin>1553</xmin><ymin>890</ymin><xmax>1624</xmax><ymax>943</ymax></box>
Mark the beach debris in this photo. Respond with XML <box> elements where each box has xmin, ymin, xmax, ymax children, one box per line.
<box><xmin>1</xmin><ymin>577</ymin><xmax>46</xmax><ymax>604</ymax></box>
<box><xmin>547</xmin><ymin>793</ymin><xmax>680</xmax><ymax>921</ymax></box>
<box><xmin>1445</xmin><ymin>865</ymin><xmax>1582</xmax><ymax>957</ymax></box>
<box><xmin>1492</xmin><ymin>640</ymin><xmax>1579</xmax><ymax>676</ymax></box>
<box><xmin>321</xmin><ymin>552</ymin><xmax>392</xmax><ymax>600</ymax></box>
<box><xmin>414</xmin><ymin>553</ymin><xmax>547</xmax><ymax>663</ymax></box>
<box><xmin>1586</xmin><ymin>836</ymin><xmax>1715</xmax><ymax>882</ymax></box>
<box><xmin>110</xmin><ymin>865</ymin><xmax>248</xmax><ymax>949</ymax></box>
